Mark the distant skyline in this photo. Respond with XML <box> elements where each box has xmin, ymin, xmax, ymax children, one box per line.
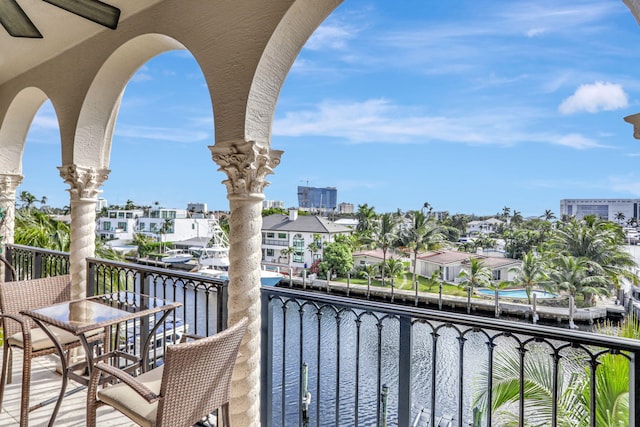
<box><xmin>18</xmin><ymin>0</ymin><xmax>640</xmax><ymax>217</ymax></box>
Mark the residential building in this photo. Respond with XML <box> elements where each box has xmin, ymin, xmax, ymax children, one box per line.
<box><xmin>353</xmin><ymin>248</ymin><xmax>407</xmax><ymax>269</ymax></box>
<box><xmin>263</xmin><ymin>199</ymin><xmax>285</xmax><ymax>210</ymax></box>
<box><xmin>465</xmin><ymin>218</ymin><xmax>504</xmax><ymax>236</ymax></box>
<box><xmin>560</xmin><ymin>198</ymin><xmax>640</xmax><ymax>222</ymax></box>
<box><xmin>338</xmin><ymin>202</ymin><xmax>354</xmax><ymax>214</ymax></box>
<box><xmin>96</xmin><ymin>197</ymin><xmax>108</xmax><ymax>212</ymax></box>
<box><xmin>97</xmin><ymin>207</ymin><xmax>214</xmax><ymax>247</ymax></box>
<box><xmin>262</xmin><ymin>209</ymin><xmax>352</xmax><ymax>269</ymax></box>
<box><xmin>415</xmin><ymin>250</ymin><xmax>521</xmax><ymax>283</ymax></box>
<box><xmin>187</xmin><ymin>202</ymin><xmax>208</xmax><ymax>217</ymax></box>
<box><xmin>97</xmin><ymin>208</ymin><xmax>145</xmax><ymax>241</ymax></box>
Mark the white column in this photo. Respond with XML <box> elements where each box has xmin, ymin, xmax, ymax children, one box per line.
<box><xmin>0</xmin><ymin>174</ymin><xmax>23</xmax><ymax>281</ymax></box>
<box><xmin>211</xmin><ymin>140</ymin><xmax>282</xmax><ymax>427</ymax></box>
<box><xmin>59</xmin><ymin>165</ymin><xmax>110</xmax><ymax>299</ymax></box>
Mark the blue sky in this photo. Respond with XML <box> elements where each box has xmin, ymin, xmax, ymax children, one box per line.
<box><xmin>20</xmin><ymin>0</ymin><xmax>640</xmax><ymax>217</ymax></box>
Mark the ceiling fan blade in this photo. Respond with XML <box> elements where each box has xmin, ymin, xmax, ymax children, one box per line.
<box><xmin>0</xmin><ymin>0</ymin><xmax>42</xmax><ymax>38</ymax></box>
<box><xmin>43</xmin><ymin>0</ymin><xmax>120</xmax><ymax>30</ymax></box>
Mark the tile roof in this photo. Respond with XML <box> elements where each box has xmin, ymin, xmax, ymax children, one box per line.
<box><xmin>262</xmin><ymin>214</ymin><xmax>353</xmax><ymax>234</ymax></box>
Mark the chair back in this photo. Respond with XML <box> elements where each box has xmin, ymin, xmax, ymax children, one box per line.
<box><xmin>0</xmin><ymin>275</ymin><xmax>71</xmax><ymax>337</ymax></box>
<box><xmin>156</xmin><ymin>317</ymin><xmax>248</xmax><ymax>426</ymax></box>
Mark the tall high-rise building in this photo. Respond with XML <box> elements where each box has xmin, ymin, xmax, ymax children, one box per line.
<box><xmin>297</xmin><ymin>186</ymin><xmax>337</xmax><ymax>211</ymax></box>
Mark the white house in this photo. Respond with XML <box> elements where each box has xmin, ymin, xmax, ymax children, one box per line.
<box><xmin>352</xmin><ymin>248</ymin><xmax>406</xmax><ymax>269</ymax></box>
<box><xmin>97</xmin><ymin>207</ymin><xmax>215</xmax><ymax>248</ymax></box>
<box><xmin>262</xmin><ymin>209</ymin><xmax>352</xmax><ymax>269</ymax></box>
<box><xmin>415</xmin><ymin>250</ymin><xmax>521</xmax><ymax>283</ymax></box>
<box><xmin>466</xmin><ymin>218</ymin><xmax>504</xmax><ymax>236</ymax></box>
<box><xmin>97</xmin><ymin>208</ymin><xmax>145</xmax><ymax>241</ymax></box>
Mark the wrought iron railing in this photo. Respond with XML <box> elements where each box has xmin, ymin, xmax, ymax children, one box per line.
<box><xmin>5</xmin><ymin>244</ymin><xmax>639</xmax><ymax>426</ymax></box>
<box><xmin>2</xmin><ymin>244</ymin><xmax>229</xmax><ymax>369</ymax></box>
<box><xmin>4</xmin><ymin>244</ymin><xmax>70</xmax><ymax>280</ymax></box>
<box><xmin>261</xmin><ymin>287</ymin><xmax>640</xmax><ymax>427</ymax></box>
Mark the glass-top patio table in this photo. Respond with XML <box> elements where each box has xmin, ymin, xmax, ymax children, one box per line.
<box><xmin>21</xmin><ymin>292</ymin><xmax>182</xmax><ymax>426</ymax></box>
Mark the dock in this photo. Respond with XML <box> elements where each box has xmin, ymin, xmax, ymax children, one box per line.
<box><xmin>280</xmin><ymin>277</ymin><xmax>627</xmax><ymax>326</ymax></box>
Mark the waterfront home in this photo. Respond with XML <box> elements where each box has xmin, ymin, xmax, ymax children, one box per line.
<box><xmin>465</xmin><ymin>217</ymin><xmax>504</xmax><ymax>236</ymax></box>
<box><xmin>97</xmin><ymin>206</ymin><xmax>216</xmax><ymax>249</ymax></box>
<box><xmin>262</xmin><ymin>208</ymin><xmax>352</xmax><ymax>269</ymax></box>
<box><xmin>416</xmin><ymin>250</ymin><xmax>521</xmax><ymax>283</ymax></box>
<box><xmin>353</xmin><ymin>248</ymin><xmax>407</xmax><ymax>269</ymax></box>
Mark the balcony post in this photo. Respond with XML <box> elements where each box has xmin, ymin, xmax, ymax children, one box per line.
<box><xmin>632</xmin><ymin>349</ymin><xmax>639</xmax><ymax>427</ymax></box>
<box><xmin>398</xmin><ymin>315</ymin><xmax>412</xmax><ymax>427</ymax></box>
<box><xmin>59</xmin><ymin>165</ymin><xmax>109</xmax><ymax>299</ymax></box>
<box><xmin>0</xmin><ymin>173</ymin><xmax>22</xmax><ymax>282</ymax></box>
<box><xmin>211</xmin><ymin>139</ymin><xmax>283</xmax><ymax>426</ymax></box>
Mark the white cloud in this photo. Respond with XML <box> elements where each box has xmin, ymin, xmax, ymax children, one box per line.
<box><xmin>526</xmin><ymin>28</ymin><xmax>547</xmax><ymax>38</ymax></box>
<box><xmin>304</xmin><ymin>23</ymin><xmax>356</xmax><ymax>51</ymax></box>
<box><xmin>115</xmin><ymin>125</ymin><xmax>209</xmax><ymax>144</ymax></box>
<box><xmin>273</xmin><ymin>98</ymin><xmax>605</xmax><ymax>150</ymax></box>
<box><xmin>558</xmin><ymin>81</ymin><xmax>628</xmax><ymax>114</ymax></box>
<box><xmin>551</xmin><ymin>133</ymin><xmax>608</xmax><ymax>149</ymax></box>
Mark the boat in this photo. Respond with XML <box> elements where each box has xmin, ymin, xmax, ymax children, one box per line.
<box><xmin>198</xmin><ymin>266</ymin><xmax>285</xmax><ymax>287</ymax></box>
<box><xmin>161</xmin><ymin>249</ymin><xmax>193</xmax><ymax>264</ymax></box>
<box><xmin>193</xmin><ymin>219</ymin><xmax>284</xmax><ymax>286</ymax></box>
<box><xmin>121</xmin><ymin>317</ymin><xmax>188</xmax><ymax>365</ymax></box>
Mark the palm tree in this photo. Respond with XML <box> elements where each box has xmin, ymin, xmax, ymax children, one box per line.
<box><xmin>158</xmin><ymin>218</ymin><xmax>173</xmax><ymax>253</ymax></box>
<box><xmin>360</xmin><ymin>263</ymin><xmax>378</xmax><ymax>297</ymax></box>
<box><xmin>15</xmin><ymin>209</ymin><xmax>71</xmax><ymax>251</ymax></box>
<box><xmin>473</xmin><ymin>346</ymin><xmax>589</xmax><ymax>426</ymax></box>
<box><xmin>541</xmin><ymin>209</ymin><xmax>555</xmax><ymax>221</ymax></box>
<box><xmin>485</xmin><ymin>280</ymin><xmax>512</xmax><ymax>317</ymax></box>
<box><xmin>614</xmin><ymin>211</ymin><xmax>625</xmax><ymax>224</ymax></box>
<box><xmin>457</xmin><ymin>257</ymin><xmax>492</xmax><ymax>292</ymax></box>
<box><xmin>509</xmin><ymin>252</ymin><xmax>552</xmax><ymax>304</ymax></box>
<box><xmin>475</xmin><ymin>314</ymin><xmax>639</xmax><ymax>426</ymax></box>
<box><xmin>279</xmin><ymin>246</ymin><xmax>295</xmax><ymax>270</ymax></box>
<box><xmin>511</xmin><ymin>210</ymin><xmax>524</xmax><ymax>226</ymax></box>
<box><xmin>501</xmin><ymin>206</ymin><xmax>511</xmax><ymax>221</ymax></box>
<box><xmin>550</xmin><ymin>217</ymin><xmax>638</xmax><ymax>290</ymax></box>
<box><xmin>401</xmin><ymin>210</ymin><xmax>446</xmax><ymax>289</ymax></box>
<box><xmin>383</xmin><ymin>258</ymin><xmax>404</xmax><ymax>286</ymax></box>
<box><xmin>19</xmin><ymin>191</ymin><xmax>37</xmax><ymax>210</ymax></box>
<box><xmin>548</xmin><ymin>254</ymin><xmax>610</xmax><ymax>302</ymax></box>
<box><xmin>356</xmin><ymin>204</ymin><xmax>377</xmax><ymax>235</ymax></box>
<box><xmin>375</xmin><ymin>213</ymin><xmax>399</xmax><ymax>286</ymax></box>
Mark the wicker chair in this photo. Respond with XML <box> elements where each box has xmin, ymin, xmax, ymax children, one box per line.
<box><xmin>87</xmin><ymin>317</ymin><xmax>248</xmax><ymax>427</ymax></box>
<box><xmin>0</xmin><ymin>274</ymin><xmax>102</xmax><ymax>427</ymax></box>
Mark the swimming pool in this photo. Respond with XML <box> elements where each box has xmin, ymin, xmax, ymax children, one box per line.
<box><xmin>477</xmin><ymin>288</ymin><xmax>556</xmax><ymax>299</ymax></box>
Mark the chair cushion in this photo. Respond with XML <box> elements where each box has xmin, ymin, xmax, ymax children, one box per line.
<box><xmin>97</xmin><ymin>365</ymin><xmax>164</xmax><ymax>427</ymax></box>
<box><xmin>7</xmin><ymin>326</ymin><xmax>101</xmax><ymax>352</ymax></box>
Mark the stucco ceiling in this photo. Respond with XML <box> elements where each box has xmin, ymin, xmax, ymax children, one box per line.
<box><xmin>0</xmin><ymin>0</ymin><xmax>158</xmax><ymax>85</ymax></box>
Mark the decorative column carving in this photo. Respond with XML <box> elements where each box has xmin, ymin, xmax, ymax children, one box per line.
<box><xmin>58</xmin><ymin>165</ymin><xmax>109</xmax><ymax>299</ymax></box>
<box><xmin>0</xmin><ymin>173</ymin><xmax>23</xmax><ymax>245</ymax></box>
<box><xmin>210</xmin><ymin>140</ymin><xmax>282</xmax><ymax>426</ymax></box>
<box><xmin>0</xmin><ymin>174</ymin><xmax>23</xmax><ymax>282</ymax></box>
<box><xmin>624</xmin><ymin>113</ymin><xmax>640</xmax><ymax>139</ymax></box>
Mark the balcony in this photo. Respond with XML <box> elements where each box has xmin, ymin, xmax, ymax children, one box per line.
<box><xmin>1</xmin><ymin>245</ymin><xmax>639</xmax><ymax>426</ymax></box>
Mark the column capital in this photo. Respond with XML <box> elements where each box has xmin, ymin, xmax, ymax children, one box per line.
<box><xmin>209</xmin><ymin>140</ymin><xmax>283</xmax><ymax>197</ymax></box>
<box><xmin>624</xmin><ymin>113</ymin><xmax>640</xmax><ymax>139</ymax></box>
<box><xmin>0</xmin><ymin>173</ymin><xmax>23</xmax><ymax>202</ymax></box>
<box><xmin>58</xmin><ymin>165</ymin><xmax>110</xmax><ymax>201</ymax></box>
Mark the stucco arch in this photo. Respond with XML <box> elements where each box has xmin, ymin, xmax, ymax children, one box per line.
<box><xmin>0</xmin><ymin>87</ymin><xmax>51</xmax><ymax>174</ymax></box>
<box><xmin>73</xmin><ymin>33</ymin><xmax>187</xmax><ymax>168</ymax></box>
<box><xmin>245</xmin><ymin>0</ymin><xmax>343</xmax><ymax>144</ymax></box>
